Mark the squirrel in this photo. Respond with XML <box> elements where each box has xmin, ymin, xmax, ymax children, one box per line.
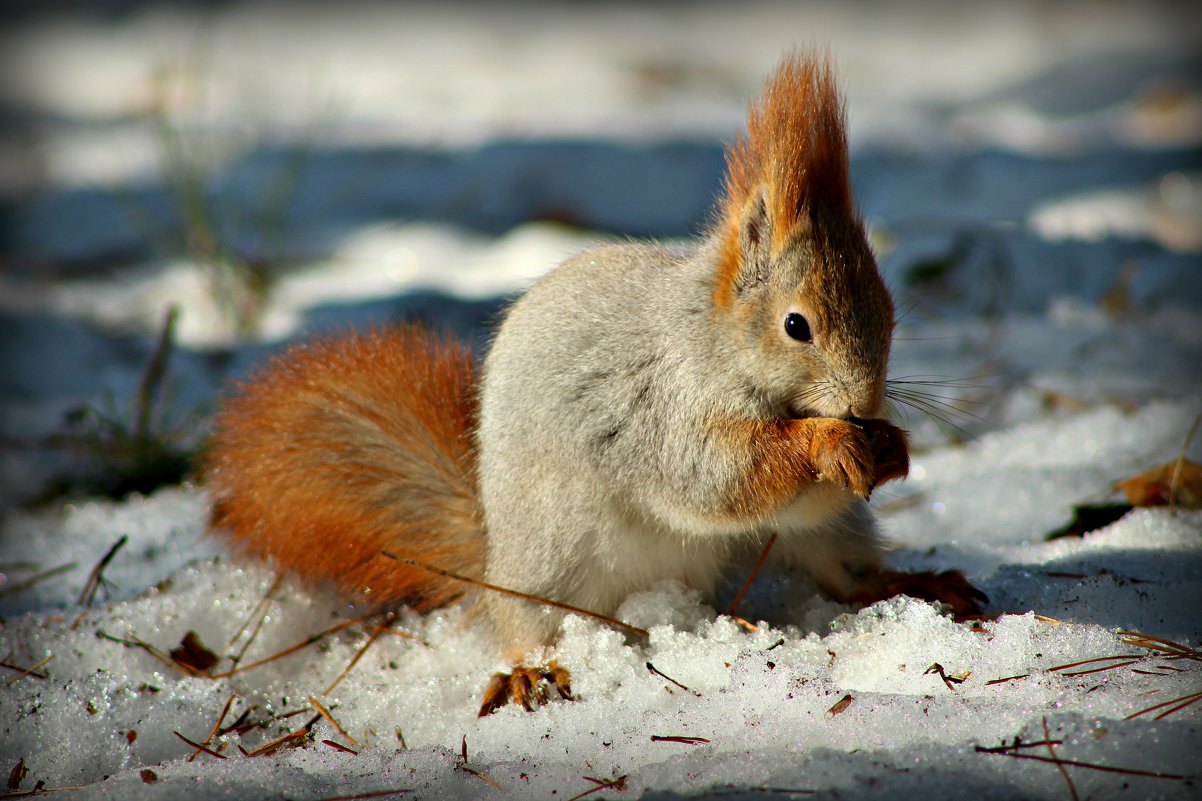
<box><xmin>203</xmin><ymin>51</ymin><xmax>984</xmax><ymax>716</ymax></box>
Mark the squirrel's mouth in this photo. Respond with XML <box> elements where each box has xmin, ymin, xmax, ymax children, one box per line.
<box><xmin>785</xmin><ymin>402</ymin><xmax>817</xmax><ymax>420</ymax></box>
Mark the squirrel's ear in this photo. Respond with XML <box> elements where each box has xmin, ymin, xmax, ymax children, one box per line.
<box><xmin>734</xmin><ymin>187</ymin><xmax>773</xmax><ymax>294</ymax></box>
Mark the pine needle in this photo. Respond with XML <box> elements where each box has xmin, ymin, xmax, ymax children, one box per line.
<box><xmin>1125</xmin><ymin>691</ymin><xmax>1202</xmax><ymax>721</ymax></box>
<box><xmin>187</xmin><ymin>694</ymin><xmax>235</xmax><ymax>762</ymax></box>
<box><xmin>323</xmin><ymin>614</ymin><xmax>392</xmax><ymax>696</ymax></box>
<box><xmin>310</xmin><ymin>695</ymin><xmax>357</xmax><ymax>744</ymax></box>
<box><xmin>727</xmin><ymin>533</ymin><xmax>777</xmax><ymax>616</ymax></box>
<box><xmin>383</xmin><ymin>553</ymin><xmax>648</xmax><ymax>639</ymax></box>
<box><xmin>4</xmin><ymin>655</ymin><xmax>53</xmax><ymax>686</ymax></box>
<box><xmin>173</xmin><ymin>731</ymin><xmax>227</xmax><ymax>760</ymax></box>
<box><xmin>1042</xmin><ymin>717</ymin><xmax>1079</xmax><ymax>801</ymax></box>
<box><xmin>210</xmin><ymin>612</ymin><xmax>378</xmax><ymax>679</ymax></box>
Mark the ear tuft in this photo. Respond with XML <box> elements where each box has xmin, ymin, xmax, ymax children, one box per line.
<box><xmin>716</xmin><ymin>50</ymin><xmax>853</xmax><ymax>248</ymax></box>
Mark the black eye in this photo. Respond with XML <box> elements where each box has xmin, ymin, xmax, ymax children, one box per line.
<box><xmin>784</xmin><ymin>313</ymin><xmax>812</xmax><ymax>342</ymax></box>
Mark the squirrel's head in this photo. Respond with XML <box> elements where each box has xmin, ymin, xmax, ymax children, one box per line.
<box><xmin>711</xmin><ymin>51</ymin><xmax>893</xmax><ymax>421</ymax></box>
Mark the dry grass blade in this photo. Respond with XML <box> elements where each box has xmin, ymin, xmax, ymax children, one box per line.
<box><xmin>0</xmin><ymin>563</ymin><xmax>76</xmax><ymax>599</ymax></box>
<box><xmin>1042</xmin><ymin>717</ymin><xmax>1079</xmax><ymax>801</ymax></box>
<box><xmin>650</xmin><ymin>735</ymin><xmax>710</xmax><ymax>744</ymax></box>
<box><xmin>1168</xmin><ymin>414</ymin><xmax>1200</xmax><ymax>514</ymax></box>
<box><xmin>173</xmin><ymin>730</ymin><xmax>227</xmax><ymax>760</ymax></box>
<box><xmin>75</xmin><ymin>535</ymin><xmax>127</xmax><ymax>607</ymax></box>
<box><xmin>310</xmin><ymin>695</ymin><xmax>357</xmax><ymax>744</ymax></box>
<box><xmin>133</xmin><ymin>306</ymin><xmax>178</xmax><ymax>441</ymax></box>
<box><xmin>1125</xmin><ymin>691</ymin><xmax>1202</xmax><ymax>721</ymax></box>
<box><xmin>727</xmin><ymin>533</ymin><xmax>777</xmax><ymax>616</ymax></box>
<box><xmin>324</xmin><ymin>614</ymin><xmax>392</xmax><ymax>696</ymax></box>
<box><xmin>71</xmin><ymin>536</ymin><xmax>127</xmax><ymax>628</ymax></box>
<box><xmin>975</xmin><ymin>747</ymin><xmax>1194</xmax><ymax>780</ymax></box>
<box><xmin>221</xmin><ymin>575</ymin><xmax>282</xmax><ymax>664</ymax></box>
<box><xmin>384</xmin><ymin>552</ymin><xmax>648</xmax><ymax>638</ymax></box>
<box><xmin>210</xmin><ymin>612</ymin><xmax>378</xmax><ymax>678</ymax></box>
<box><xmin>322</xmin><ymin>739</ymin><xmax>359</xmax><ymax>755</ymax></box>
<box><xmin>4</xmin><ymin>656</ymin><xmax>52</xmax><ymax>686</ymax></box>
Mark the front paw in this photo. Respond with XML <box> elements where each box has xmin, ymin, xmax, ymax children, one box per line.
<box><xmin>809</xmin><ymin>418</ymin><xmax>875</xmax><ymax>497</ymax></box>
<box><xmin>478</xmin><ymin>663</ymin><xmax>573</xmax><ymax>716</ymax></box>
<box><xmin>854</xmin><ymin>418</ymin><xmax>910</xmax><ymax>488</ymax></box>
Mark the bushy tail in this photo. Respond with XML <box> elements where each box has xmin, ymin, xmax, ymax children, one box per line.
<box><xmin>203</xmin><ymin>324</ymin><xmax>484</xmax><ymax>611</ymax></box>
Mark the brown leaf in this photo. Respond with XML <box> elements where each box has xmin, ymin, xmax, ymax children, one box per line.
<box><xmin>8</xmin><ymin>758</ymin><xmax>27</xmax><ymax>791</ymax></box>
<box><xmin>1113</xmin><ymin>460</ymin><xmax>1202</xmax><ymax>509</ymax></box>
<box><xmin>170</xmin><ymin>631</ymin><xmax>218</xmax><ymax>674</ymax></box>
<box><xmin>140</xmin><ymin>769</ymin><xmax>158</xmax><ymax>784</ymax></box>
<box><xmin>1045</xmin><ymin>504</ymin><xmax>1132</xmax><ymax>540</ymax></box>
<box><xmin>828</xmin><ymin>693</ymin><xmax>854</xmax><ymax>715</ymax></box>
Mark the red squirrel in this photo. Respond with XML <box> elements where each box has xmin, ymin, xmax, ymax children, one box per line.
<box><xmin>204</xmin><ymin>52</ymin><xmax>983</xmax><ymax>716</ymax></box>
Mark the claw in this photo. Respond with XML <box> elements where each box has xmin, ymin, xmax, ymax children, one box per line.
<box><xmin>478</xmin><ymin>663</ymin><xmax>574</xmax><ymax>717</ymax></box>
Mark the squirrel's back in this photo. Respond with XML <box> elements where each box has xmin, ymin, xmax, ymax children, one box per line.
<box><xmin>203</xmin><ymin>325</ymin><xmax>483</xmax><ymax>610</ymax></box>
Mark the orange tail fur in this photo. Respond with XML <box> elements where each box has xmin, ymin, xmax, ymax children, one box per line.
<box><xmin>203</xmin><ymin>324</ymin><xmax>483</xmax><ymax>611</ymax></box>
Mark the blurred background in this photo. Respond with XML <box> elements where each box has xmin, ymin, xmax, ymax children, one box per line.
<box><xmin>1</xmin><ymin>0</ymin><xmax>1200</xmax><ymax>506</ymax></box>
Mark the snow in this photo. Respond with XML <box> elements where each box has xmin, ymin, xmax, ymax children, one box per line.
<box><xmin>2</xmin><ymin>2</ymin><xmax>1201</xmax><ymax>799</ymax></box>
